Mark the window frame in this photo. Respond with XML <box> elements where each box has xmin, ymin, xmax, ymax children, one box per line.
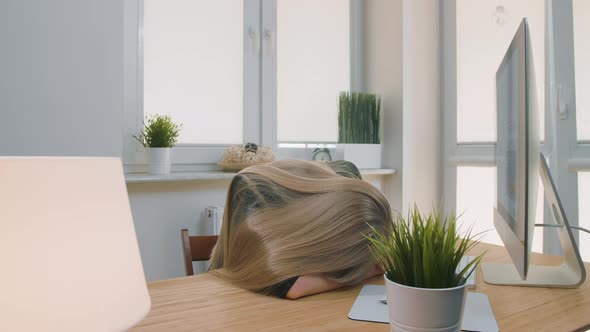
<box><xmin>124</xmin><ymin>0</ymin><xmax>262</xmax><ymax>172</ymax></box>
<box><xmin>123</xmin><ymin>0</ymin><xmax>362</xmax><ymax>171</ymax></box>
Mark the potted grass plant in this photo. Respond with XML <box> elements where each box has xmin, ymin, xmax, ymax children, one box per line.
<box><xmin>366</xmin><ymin>206</ymin><xmax>483</xmax><ymax>332</ymax></box>
<box><xmin>134</xmin><ymin>114</ymin><xmax>182</xmax><ymax>175</ymax></box>
<box><xmin>337</xmin><ymin>91</ymin><xmax>381</xmax><ymax>169</ymax></box>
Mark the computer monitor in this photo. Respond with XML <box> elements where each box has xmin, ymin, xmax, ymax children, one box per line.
<box><xmin>481</xmin><ymin>18</ymin><xmax>585</xmax><ymax>287</ymax></box>
<box><xmin>493</xmin><ymin>18</ymin><xmax>539</xmax><ymax>280</ymax></box>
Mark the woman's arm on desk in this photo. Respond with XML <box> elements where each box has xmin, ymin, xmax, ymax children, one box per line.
<box><xmin>286</xmin><ymin>274</ymin><xmax>344</xmax><ymax>299</ymax></box>
<box><xmin>286</xmin><ymin>265</ymin><xmax>382</xmax><ymax>299</ymax></box>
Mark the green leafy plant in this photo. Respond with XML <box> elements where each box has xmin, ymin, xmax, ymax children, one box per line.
<box><xmin>338</xmin><ymin>92</ymin><xmax>381</xmax><ymax>144</ymax></box>
<box><xmin>134</xmin><ymin>114</ymin><xmax>182</xmax><ymax>148</ymax></box>
<box><xmin>366</xmin><ymin>206</ymin><xmax>484</xmax><ymax>289</ymax></box>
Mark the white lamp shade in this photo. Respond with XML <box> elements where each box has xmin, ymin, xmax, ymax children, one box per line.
<box><xmin>0</xmin><ymin>157</ymin><xmax>151</xmax><ymax>331</ymax></box>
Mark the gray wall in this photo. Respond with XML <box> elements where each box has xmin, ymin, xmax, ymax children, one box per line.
<box><xmin>0</xmin><ymin>0</ymin><xmax>226</xmax><ymax>281</ymax></box>
<box><xmin>0</xmin><ymin>0</ymin><xmax>123</xmax><ymax>157</ymax></box>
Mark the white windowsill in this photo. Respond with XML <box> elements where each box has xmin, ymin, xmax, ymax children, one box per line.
<box><xmin>125</xmin><ymin>168</ymin><xmax>397</xmax><ymax>184</ymax></box>
<box><xmin>359</xmin><ymin>169</ymin><xmax>397</xmax><ymax>176</ymax></box>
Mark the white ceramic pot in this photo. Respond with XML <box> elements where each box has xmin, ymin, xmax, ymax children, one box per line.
<box><xmin>336</xmin><ymin>144</ymin><xmax>382</xmax><ymax>169</ymax></box>
<box><xmin>148</xmin><ymin>147</ymin><xmax>171</xmax><ymax>175</ymax></box>
<box><xmin>385</xmin><ymin>276</ymin><xmax>468</xmax><ymax>332</ymax></box>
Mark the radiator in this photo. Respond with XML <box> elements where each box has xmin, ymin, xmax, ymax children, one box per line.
<box><xmin>204</xmin><ymin>206</ymin><xmax>224</xmax><ymax>235</ymax></box>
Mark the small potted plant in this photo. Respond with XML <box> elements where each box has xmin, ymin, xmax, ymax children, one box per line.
<box><xmin>134</xmin><ymin>114</ymin><xmax>182</xmax><ymax>175</ymax></box>
<box><xmin>337</xmin><ymin>91</ymin><xmax>381</xmax><ymax>169</ymax></box>
<box><xmin>366</xmin><ymin>206</ymin><xmax>483</xmax><ymax>332</ymax></box>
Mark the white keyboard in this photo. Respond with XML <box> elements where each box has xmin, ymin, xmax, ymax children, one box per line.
<box><xmin>379</xmin><ymin>256</ymin><xmax>477</xmax><ymax>304</ymax></box>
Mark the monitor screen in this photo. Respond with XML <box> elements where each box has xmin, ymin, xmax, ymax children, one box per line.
<box><xmin>496</xmin><ymin>41</ymin><xmax>521</xmax><ymax>236</ymax></box>
<box><xmin>493</xmin><ymin>18</ymin><xmax>539</xmax><ymax>280</ymax></box>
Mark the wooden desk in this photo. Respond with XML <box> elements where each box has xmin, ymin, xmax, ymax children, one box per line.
<box><xmin>134</xmin><ymin>243</ymin><xmax>590</xmax><ymax>331</ymax></box>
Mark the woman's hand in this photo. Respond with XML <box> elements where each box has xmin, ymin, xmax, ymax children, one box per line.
<box><xmin>286</xmin><ymin>274</ymin><xmax>343</xmax><ymax>299</ymax></box>
<box><xmin>286</xmin><ymin>265</ymin><xmax>382</xmax><ymax>299</ymax></box>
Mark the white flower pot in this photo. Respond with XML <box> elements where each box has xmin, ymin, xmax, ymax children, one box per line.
<box><xmin>385</xmin><ymin>276</ymin><xmax>468</xmax><ymax>332</ymax></box>
<box><xmin>148</xmin><ymin>148</ymin><xmax>171</xmax><ymax>175</ymax></box>
<box><xmin>336</xmin><ymin>144</ymin><xmax>382</xmax><ymax>169</ymax></box>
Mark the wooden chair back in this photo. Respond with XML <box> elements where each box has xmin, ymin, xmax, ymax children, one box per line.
<box><xmin>181</xmin><ymin>229</ymin><xmax>218</xmax><ymax>276</ymax></box>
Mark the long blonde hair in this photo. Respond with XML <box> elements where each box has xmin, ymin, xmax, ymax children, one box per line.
<box><xmin>210</xmin><ymin>159</ymin><xmax>392</xmax><ymax>294</ymax></box>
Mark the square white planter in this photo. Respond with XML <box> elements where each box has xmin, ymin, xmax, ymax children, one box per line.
<box><xmin>336</xmin><ymin>144</ymin><xmax>382</xmax><ymax>169</ymax></box>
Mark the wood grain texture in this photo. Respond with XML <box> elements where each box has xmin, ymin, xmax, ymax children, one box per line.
<box><xmin>133</xmin><ymin>243</ymin><xmax>590</xmax><ymax>332</ymax></box>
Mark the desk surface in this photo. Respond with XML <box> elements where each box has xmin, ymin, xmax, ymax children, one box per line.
<box><xmin>133</xmin><ymin>243</ymin><xmax>590</xmax><ymax>331</ymax></box>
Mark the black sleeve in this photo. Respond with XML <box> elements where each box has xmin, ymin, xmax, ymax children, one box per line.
<box><xmin>267</xmin><ymin>276</ymin><xmax>299</xmax><ymax>298</ymax></box>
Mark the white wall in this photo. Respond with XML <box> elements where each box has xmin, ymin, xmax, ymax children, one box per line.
<box><xmin>0</xmin><ymin>0</ymin><xmax>123</xmax><ymax>157</ymax></box>
<box><xmin>127</xmin><ymin>180</ymin><xmax>230</xmax><ymax>281</ymax></box>
<box><xmin>365</xmin><ymin>0</ymin><xmax>403</xmax><ymax>213</ymax></box>
<box><xmin>402</xmin><ymin>0</ymin><xmax>441</xmax><ymax>214</ymax></box>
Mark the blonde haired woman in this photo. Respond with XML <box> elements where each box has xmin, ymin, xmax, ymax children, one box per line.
<box><xmin>210</xmin><ymin>159</ymin><xmax>392</xmax><ymax>299</ymax></box>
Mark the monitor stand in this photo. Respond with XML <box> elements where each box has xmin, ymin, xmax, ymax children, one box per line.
<box><xmin>481</xmin><ymin>155</ymin><xmax>586</xmax><ymax>288</ymax></box>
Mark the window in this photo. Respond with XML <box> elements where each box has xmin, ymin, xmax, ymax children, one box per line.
<box><xmin>456</xmin><ymin>166</ymin><xmax>500</xmax><ymax>244</ymax></box>
<box><xmin>276</xmin><ymin>0</ymin><xmax>350</xmax><ymax>143</ymax></box>
<box><xmin>456</xmin><ymin>0</ymin><xmax>544</xmax><ymax>142</ymax></box>
<box><xmin>124</xmin><ymin>0</ymin><xmax>357</xmax><ymax>168</ymax></box>
<box><xmin>456</xmin><ymin>166</ymin><xmax>544</xmax><ymax>252</ymax></box>
<box><xmin>143</xmin><ymin>0</ymin><xmax>244</xmax><ymax>144</ymax></box>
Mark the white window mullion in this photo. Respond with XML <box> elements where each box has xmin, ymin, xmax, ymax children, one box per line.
<box><xmin>350</xmin><ymin>0</ymin><xmax>364</xmax><ymax>92</ymax></box>
<box><xmin>243</xmin><ymin>0</ymin><xmax>262</xmax><ymax>145</ymax></box>
<box><xmin>123</xmin><ymin>0</ymin><xmax>143</xmax><ymax>168</ymax></box>
<box><xmin>569</xmin><ymin>143</ymin><xmax>590</xmax><ymax>171</ymax></box>
<box><xmin>449</xmin><ymin>143</ymin><xmax>495</xmax><ymax>167</ymax></box>
<box><xmin>545</xmin><ymin>0</ymin><xmax>580</xmax><ymax>254</ymax></box>
<box><xmin>261</xmin><ymin>0</ymin><xmax>277</xmax><ymax>149</ymax></box>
